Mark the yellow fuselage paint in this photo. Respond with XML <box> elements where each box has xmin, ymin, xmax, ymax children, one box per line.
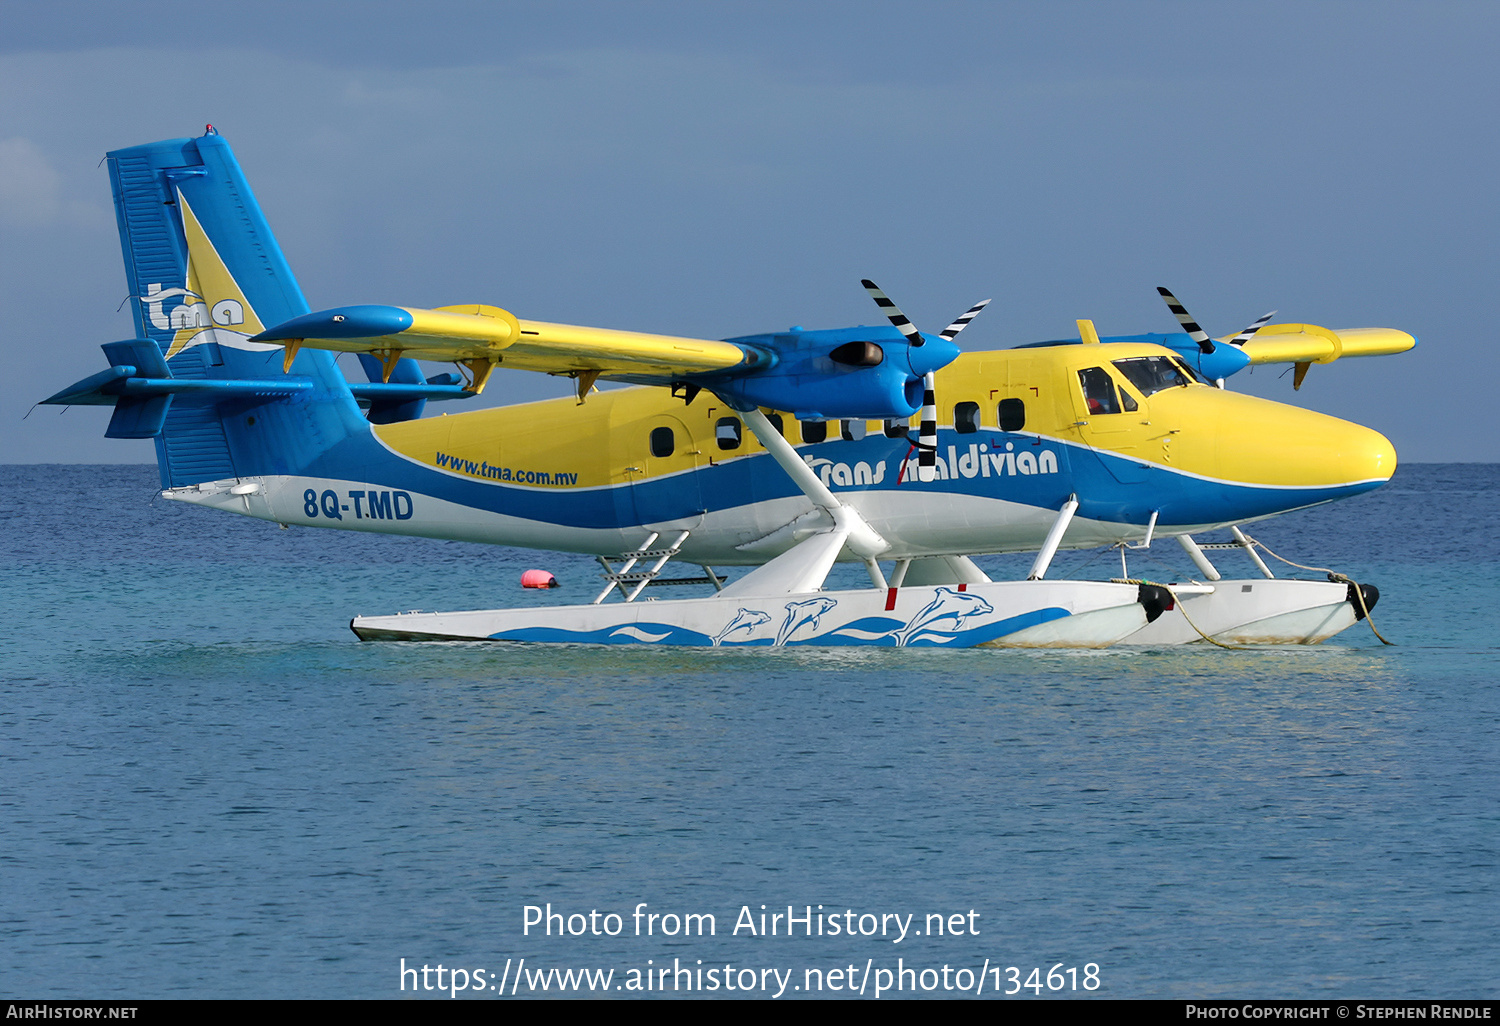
<box><xmin>371</xmin><ymin>343</ymin><xmax>1395</xmax><ymax>492</ymax></box>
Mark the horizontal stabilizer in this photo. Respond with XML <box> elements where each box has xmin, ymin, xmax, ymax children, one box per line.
<box><xmin>42</xmin><ymin>339</ymin><xmax>314</xmax><ymax>437</ymax></box>
<box><xmin>44</xmin><ymin>372</ymin><xmax>311</xmax><ymax>405</ymax></box>
<box><xmin>45</xmin><ymin>363</ymin><xmax>139</xmax><ymax>406</ymax></box>
<box><xmin>346</xmin><ymin>382</ymin><xmax>474</xmax><ymax>402</ymax></box>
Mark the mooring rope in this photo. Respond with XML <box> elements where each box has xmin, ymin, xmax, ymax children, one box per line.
<box><xmin>1232</xmin><ymin>534</ymin><xmax>1394</xmax><ymax>646</ymax></box>
<box><xmin>1112</xmin><ymin>578</ymin><xmax>1246</xmax><ymax>650</ymax></box>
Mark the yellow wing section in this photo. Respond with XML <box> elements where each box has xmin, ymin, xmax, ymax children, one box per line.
<box><xmin>252</xmin><ymin>302</ymin><xmax>766</xmax><ymax>393</ymax></box>
<box><xmin>1237</xmin><ymin>324</ymin><xmax>1417</xmax><ymax>366</ymax></box>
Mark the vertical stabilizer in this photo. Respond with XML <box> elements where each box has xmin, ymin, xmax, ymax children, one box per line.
<box><xmin>107</xmin><ymin>128</ymin><xmax>367</xmax><ymax>487</ymax></box>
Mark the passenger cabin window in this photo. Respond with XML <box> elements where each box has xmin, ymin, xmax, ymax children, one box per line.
<box><xmin>715</xmin><ymin>417</ymin><xmax>742</xmax><ymax>450</ymax></box>
<box><xmin>1112</xmin><ymin>356</ymin><xmax>1192</xmax><ymax>397</ymax></box>
<box><xmin>954</xmin><ymin>402</ymin><xmax>980</xmax><ymax>434</ymax></box>
<box><xmin>765</xmin><ymin>413</ymin><xmax>784</xmax><ymax>436</ymax></box>
<box><xmin>649</xmin><ymin>426</ymin><xmax>675</xmax><ymax>458</ymax></box>
<box><xmin>883</xmin><ymin>419</ymin><xmax>909</xmax><ymax>439</ymax></box>
<box><xmin>998</xmin><ymin>398</ymin><xmax>1026</xmax><ymax>432</ymax></box>
<box><xmin>1078</xmin><ymin>367</ymin><xmax>1121</xmax><ymax>415</ymax></box>
<box><xmin>800</xmin><ymin>419</ymin><xmax>828</xmax><ymax>444</ymax></box>
<box><xmin>841</xmin><ymin>419</ymin><xmax>866</xmax><ymax>441</ymax></box>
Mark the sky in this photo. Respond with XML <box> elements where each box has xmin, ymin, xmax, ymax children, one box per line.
<box><xmin>3</xmin><ymin>0</ymin><xmax>1496</xmax><ymax>463</ymax></box>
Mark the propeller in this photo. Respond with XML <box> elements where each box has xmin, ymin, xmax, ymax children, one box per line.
<box><xmin>1156</xmin><ymin>287</ymin><xmax>1276</xmax><ymax>387</ymax></box>
<box><xmin>1156</xmin><ymin>286</ymin><xmax>1276</xmax><ymax>355</ymax></box>
<box><xmin>861</xmin><ymin>280</ymin><xmax>990</xmax><ymax>482</ymax></box>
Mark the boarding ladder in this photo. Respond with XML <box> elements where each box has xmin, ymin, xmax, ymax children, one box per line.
<box><xmin>592</xmin><ymin>530</ymin><xmax>726</xmax><ymax>604</ymax></box>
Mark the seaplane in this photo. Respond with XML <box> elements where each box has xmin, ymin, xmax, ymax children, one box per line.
<box><xmin>44</xmin><ymin>128</ymin><xmax>1416</xmax><ymax>648</ymax></box>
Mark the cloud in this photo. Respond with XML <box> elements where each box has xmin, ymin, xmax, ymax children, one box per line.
<box><xmin>0</xmin><ymin>137</ymin><xmax>62</xmax><ymax>223</ymax></box>
<box><xmin>2</xmin><ymin>9</ymin><xmax>1496</xmax><ymax>461</ymax></box>
<box><xmin>0</xmin><ymin>135</ymin><xmax>109</xmax><ymax>228</ymax></box>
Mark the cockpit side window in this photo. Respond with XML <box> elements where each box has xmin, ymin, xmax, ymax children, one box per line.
<box><xmin>1112</xmin><ymin>356</ymin><xmax>1193</xmax><ymax>397</ymax></box>
<box><xmin>1078</xmin><ymin>367</ymin><xmax>1121</xmax><ymax>415</ymax></box>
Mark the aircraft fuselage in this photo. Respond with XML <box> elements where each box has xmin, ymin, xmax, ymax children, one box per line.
<box><xmin>169</xmin><ymin>340</ymin><xmax>1397</xmax><ymax>566</ymax></box>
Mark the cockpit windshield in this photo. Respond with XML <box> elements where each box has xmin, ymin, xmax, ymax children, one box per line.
<box><xmin>1111</xmin><ymin>356</ymin><xmax>1193</xmax><ymax>397</ymax></box>
<box><xmin>1168</xmin><ymin>356</ymin><xmax>1214</xmax><ymax>385</ymax></box>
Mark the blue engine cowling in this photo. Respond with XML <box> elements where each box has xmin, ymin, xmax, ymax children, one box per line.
<box><xmin>701</xmin><ymin>325</ymin><xmax>959</xmax><ymax>420</ymax></box>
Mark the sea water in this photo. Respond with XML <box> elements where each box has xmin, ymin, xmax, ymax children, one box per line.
<box><xmin>1</xmin><ymin>464</ymin><xmax>1495</xmax><ymax>998</ymax></box>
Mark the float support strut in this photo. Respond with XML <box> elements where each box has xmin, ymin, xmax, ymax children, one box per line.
<box><xmin>1177</xmin><ymin>533</ymin><xmax>1222</xmax><ymax>581</ymax></box>
<box><xmin>1028</xmin><ymin>494</ymin><xmax>1079</xmax><ymax>581</ymax></box>
<box><xmin>1232</xmin><ymin>526</ymin><xmax>1275</xmax><ymax>579</ymax></box>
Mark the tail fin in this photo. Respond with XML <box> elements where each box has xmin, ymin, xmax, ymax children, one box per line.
<box><xmin>106</xmin><ymin>127</ymin><xmax>367</xmax><ymax>487</ymax></box>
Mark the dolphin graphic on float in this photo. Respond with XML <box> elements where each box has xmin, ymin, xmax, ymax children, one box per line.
<box><xmin>776</xmin><ymin>597</ymin><xmax>839</xmax><ymax>645</ymax></box>
<box><xmin>892</xmin><ymin>588</ymin><xmax>996</xmax><ymax>646</ymax></box>
<box><xmin>712</xmin><ymin>608</ymin><xmax>772</xmax><ymax>646</ymax></box>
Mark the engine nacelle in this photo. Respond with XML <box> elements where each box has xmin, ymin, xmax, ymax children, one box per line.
<box><xmin>704</xmin><ymin>325</ymin><xmax>959</xmax><ymax>420</ymax></box>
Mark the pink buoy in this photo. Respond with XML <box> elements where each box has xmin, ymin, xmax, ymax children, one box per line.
<box><xmin>521</xmin><ymin>569</ymin><xmax>559</xmax><ymax>589</ymax></box>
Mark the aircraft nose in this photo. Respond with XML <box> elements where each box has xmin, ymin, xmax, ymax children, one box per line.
<box><xmin>1345</xmin><ymin>422</ymin><xmax>1397</xmax><ymax>483</ymax></box>
<box><xmin>1213</xmin><ymin>393</ymin><xmax>1397</xmax><ymax>492</ymax></box>
<box><xmin>1293</xmin><ymin>420</ymin><xmax>1398</xmax><ymax>501</ymax></box>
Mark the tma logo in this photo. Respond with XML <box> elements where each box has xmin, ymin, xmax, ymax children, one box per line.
<box><xmin>144</xmin><ymin>284</ymin><xmax>245</xmax><ymax>331</ymax></box>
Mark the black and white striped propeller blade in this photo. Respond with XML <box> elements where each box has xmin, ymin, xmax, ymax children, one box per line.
<box><xmin>925</xmin><ymin>302</ymin><xmax>993</xmax><ymax>480</ymax></box>
<box><xmin>939</xmin><ymin>298</ymin><xmax>992</xmax><ymax>341</ymax></box>
<box><xmin>861</xmin><ymin>279</ymin><xmax>925</xmax><ymax>348</ymax></box>
<box><xmin>861</xmin><ymin>282</ymin><xmax>991</xmax><ymax>484</ymax></box>
<box><xmin>862</xmin><ymin>279</ymin><xmax>938</xmax><ymax>482</ymax></box>
<box><xmin>1156</xmin><ymin>287</ymin><xmax>1215</xmax><ymax>354</ymax></box>
<box><xmin>1227</xmin><ymin>309</ymin><xmax>1278</xmax><ymax>347</ymax></box>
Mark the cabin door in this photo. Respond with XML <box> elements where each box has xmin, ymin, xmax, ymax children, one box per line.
<box><xmin>1068</xmin><ymin>365</ymin><xmax>1149</xmax><ymax>484</ymax></box>
<box><xmin>615</xmin><ymin>411</ymin><xmax>705</xmax><ymax>527</ymax></box>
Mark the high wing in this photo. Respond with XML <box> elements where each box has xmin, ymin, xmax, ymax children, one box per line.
<box><xmin>249</xmin><ymin>296</ymin><xmax>966</xmax><ymax>421</ymax></box>
<box><xmin>250</xmin><ymin>303</ymin><xmax>771</xmax><ymax>394</ymax></box>
<box><xmin>1236</xmin><ymin>324</ymin><xmax>1416</xmax><ymax>364</ymax></box>
<box><xmin>1234</xmin><ymin>324</ymin><xmax>1417</xmax><ymax>390</ymax></box>
<box><xmin>1148</xmin><ymin>289</ymin><xmax>1417</xmax><ymax>388</ymax></box>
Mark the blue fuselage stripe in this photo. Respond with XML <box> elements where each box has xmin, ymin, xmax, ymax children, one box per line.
<box><xmin>302</xmin><ymin>428</ymin><xmax>1381</xmax><ymax>530</ymax></box>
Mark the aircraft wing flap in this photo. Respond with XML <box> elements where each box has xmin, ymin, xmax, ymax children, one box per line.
<box><xmin>1237</xmin><ymin>324</ymin><xmax>1417</xmax><ymax>366</ymax></box>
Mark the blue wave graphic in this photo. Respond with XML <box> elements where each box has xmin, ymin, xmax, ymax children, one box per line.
<box><xmin>485</xmin><ymin>607</ymin><xmax>1073</xmax><ymax>647</ymax></box>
